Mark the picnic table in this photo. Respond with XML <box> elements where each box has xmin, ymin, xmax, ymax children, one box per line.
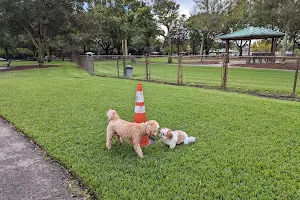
<box><xmin>251</xmin><ymin>52</ymin><xmax>275</xmax><ymax>63</ymax></box>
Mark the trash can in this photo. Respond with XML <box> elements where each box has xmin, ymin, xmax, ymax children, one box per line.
<box><xmin>125</xmin><ymin>65</ymin><xmax>133</xmax><ymax>77</ymax></box>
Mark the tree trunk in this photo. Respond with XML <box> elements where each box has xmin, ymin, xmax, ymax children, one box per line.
<box><xmin>200</xmin><ymin>34</ymin><xmax>204</xmax><ymax>55</ymax></box>
<box><xmin>192</xmin><ymin>42</ymin><xmax>195</xmax><ymax>55</ymax></box>
<box><xmin>281</xmin><ymin>29</ymin><xmax>288</xmax><ymax>63</ymax></box>
<box><xmin>46</xmin><ymin>44</ymin><xmax>51</xmax><ymax>62</ymax></box>
<box><xmin>292</xmin><ymin>38</ymin><xmax>296</xmax><ymax>56</ymax></box>
<box><xmin>38</xmin><ymin>38</ymin><xmax>45</xmax><ymax>66</ymax></box>
<box><xmin>200</xmin><ymin>34</ymin><xmax>205</xmax><ymax>61</ymax></box>
<box><xmin>282</xmin><ymin>30</ymin><xmax>288</xmax><ymax>56</ymax></box>
<box><xmin>83</xmin><ymin>46</ymin><xmax>86</xmax><ymax>55</ymax></box>
<box><xmin>167</xmin><ymin>28</ymin><xmax>172</xmax><ymax>64</ymax></box>
<box><xmin>117</xmin><ymin>45</ymin><xmax>122</xmax><ymax>55</ymax></box>
<box><xmin>239</xmin><ymin>46</ymin><xmax>243</xmax><ymax>56</ymax></box>
<box><xmin>60</xmin><ymin>47</ymin><xmax>65</xmax><ymax>61</ymax></box>
<box><xmin>98</xmin><ymin>45</ymin><xmax>101</xmax><ymax>55</ymax></box>
<box><xmin>5</xmin><ymin>46</ymin><xmax>8</xmax><ymax>60</ymax></box>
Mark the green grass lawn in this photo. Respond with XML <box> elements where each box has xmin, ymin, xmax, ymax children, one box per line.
<box><xmin>94</xmin><ymin>60</ymin><xmax>300</xmax><ymax>96</ymax></box>
<box><xmin>1</xmin><ymin>62</ymin><xmax>300</xmax><ymax>199</ymax></box>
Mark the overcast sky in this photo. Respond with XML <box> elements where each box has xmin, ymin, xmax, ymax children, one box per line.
<box><xmin>175</xmin><ymin>0</ymin><xmax>195</xmax><ymax>17</ymax></box>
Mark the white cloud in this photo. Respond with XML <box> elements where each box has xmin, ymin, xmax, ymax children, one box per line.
<box><xmin>179</xmin><ymin>8</ymin><xmax>191</xmax><ymax>17</ymax></box>
<box><xmin>176</xmin><ymin>0</ymin><xmax>194</xmax><ymax>17</ymax></box>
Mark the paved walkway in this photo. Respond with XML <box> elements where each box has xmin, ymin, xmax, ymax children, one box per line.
<box><xmin>0</xmin><ymin>118</ymin><xmax>84</xmax><ymax>200</ymax></box>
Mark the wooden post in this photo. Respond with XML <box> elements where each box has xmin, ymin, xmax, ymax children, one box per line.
<box><xmin>222</xmin><ymin>54</ymin><xmax>228</xmax><ymax>90</ymax></box>
<box><xmin>292</xmin><ymin>57</ymin><xmax>299</xmax><ymax>98</ymax></box>
<box><xmin>246</xmin><ymin>40</ymin><xmax>251</xmax><ymax>64</ymax></box>
<box><xmin>122</xmin><ymin>39</ymin><xmax>126</xmax><ymax>75</ymax></box>
<box><xmin>123</xmin><ymin>56</ymin><xmax>126</xmax><ymax>76</ymax></box>
<box><xmin>178</xmin><ymin>55</ymin><xmax>183</xmax><ymax>85</ymax></box>
<box><xmin>117</xmin><ymin>57</ymin><xmax>120</xmax><ymax>77</ymax></box>
<box><xmin>271</xmin><ymin>38</ymin><xmax>276</xmax><ymax>63</ymax></box>
<box><xmin>146</xmin><ymin>53</ymin><xmax>150</xmax><ymax>81</ymax></box>
<box><xmin>90</xmin><ymin>55</ymin><xmax>94</xmax><ymax>75</ymax></box>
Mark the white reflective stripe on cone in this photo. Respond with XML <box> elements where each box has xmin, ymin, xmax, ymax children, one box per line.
<box><xmin>134</xmin><ymin>106</ymin><xmax>145</xmax><ymax>113</ymax></box>
<box><xmin>136</xmin><ymin>91</ymin><xmax>144</xmax><ymax>103</ymax></box>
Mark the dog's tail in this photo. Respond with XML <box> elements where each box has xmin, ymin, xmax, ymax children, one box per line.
<box><xmin>106</xmin><ymin>109</ymin><xmax>120</xmax><ymax>121</ymax></box>
<box><xmin>187</xmin><ymin>136</ymin><xmax>196</xmax><ymax>144</ymax></box>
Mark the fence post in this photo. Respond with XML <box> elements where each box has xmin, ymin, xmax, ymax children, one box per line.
<box><xmin>178</xmin><ymin>55</ymin><xmax>183</xmax><ymax>85</ymax></box>
<box><xmin>117</xmin><ymin>57</ymin><xmax>120</xmax><ymax>77</ymax></box>
<box><xmin>292</xmin><ymin>57</ymin><xmax>299</xmax><ymax>98</ymax></box>
<box><xmin>146</xmin><ymin>53</ymin><xmax>150</xmax><ymax>81</ymax></box>
<box><xmin>123</xmin><ymin>55</ymin><xmax>126</xmax><ymax>76</ymax></box>
<box><xmin>88</xmin><ymin>55</ymin><xmax>94</xmax><ymax>75</ymax></box>
<box><xmin>221</xmin><ymin>54</ymin><xmax>228</xmax><ymax>90</ymax></box>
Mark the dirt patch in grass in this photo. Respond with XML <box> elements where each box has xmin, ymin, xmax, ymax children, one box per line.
<box><xmin>230</xmin><ymin>63</ymin><xmax>297</xmax><ymax>70</ymax></box>
<box><xmin>0</xmin><ymin>65</ymin><xmax>58</xmax><ymax>72</ymax></box>
<box><xmin>183</xmin><ymin>61</ymin><xmax>221</xmax><ymax>65</ymax></box>
<box><xmin>182</xmin><ymin>57</ymin><xmax>221</xmax><ymax>65</ymax></box>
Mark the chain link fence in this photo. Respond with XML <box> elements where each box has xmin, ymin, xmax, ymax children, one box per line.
<box><xmin>71</xmin><ymin>54</ymin><xmax>94</xmax><ymax>75</ymax></box>
<box><xmin>223</xmin><ymin>55</ymin><xmax>299</xmax><ymax>98</ymax></box>
<box><xmin>71</xmin><ymin>54</ymin><xmax>299</xmax><ymax>99</ymax></box>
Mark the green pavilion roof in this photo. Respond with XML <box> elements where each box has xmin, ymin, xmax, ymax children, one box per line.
<box><xmin>219</xmin><ymin>27</ymin><xmax>284</xmax><ymax>40</ymax></box>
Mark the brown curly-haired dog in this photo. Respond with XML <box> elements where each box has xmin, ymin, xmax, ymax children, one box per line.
<box><xmin>106</xmin><ymin>109</ymin><xmax>159</xmax><ymax>158</ymax></box>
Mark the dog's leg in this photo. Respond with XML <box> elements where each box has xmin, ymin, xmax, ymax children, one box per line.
<box><xmin>116</xmin><ymin>135</ymin><xmax>123</xmax><ymax>144</ymax></box>
<box><xmin>106</xmin><ymin>128</ymin><xmax>114</xmax><ymax>150</ymax></box>
<box><xmin>132</xmin><ymin>138</ymin><xmax>143</xmax><ymax>158</ymax></box>
<box><xmin>169</xmin><ymin>143</ymin><xmax>176</xmax><ymax>149</ymax></box>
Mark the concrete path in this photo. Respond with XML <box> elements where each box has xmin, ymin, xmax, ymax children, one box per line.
<box><xmin>0</xmin><ymin>118</ymin><xmax>84</xmax><ymax>200</ymax></box>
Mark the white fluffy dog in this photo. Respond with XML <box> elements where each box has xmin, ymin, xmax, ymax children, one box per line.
<box><xmin>160</xmin><ymin>128</ymin><xmax>196</xmax><ymax>149</ymax></box>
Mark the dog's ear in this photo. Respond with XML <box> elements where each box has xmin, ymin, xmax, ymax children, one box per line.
<box><xmin>146</xmin><ymin>120</ymin><xmax>159</xmax><ymax>136</ymax></box>
<box><xmin>166</xmin><ymin>130</ymin><xmax>173</xmax><ymax>139</ymax></box>
<box><xmin>107</xmin><ymin>110</ymin><xmax>118</xmax><ymax>121</ymax></box>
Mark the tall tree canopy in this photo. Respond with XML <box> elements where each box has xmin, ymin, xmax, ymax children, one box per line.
<box><xmin>152</xmin><ymin>0</ymin><xmax>179</xmax><ymax>62</ymax></box>
<box><xmin>0</xmin><ymin>0</ymin><xmax>83</xmax><ymax>64</ymax></box>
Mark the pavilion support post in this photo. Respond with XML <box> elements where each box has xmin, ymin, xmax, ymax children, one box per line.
<box><xmin>271</xmin><ymin>38</ymin><xmax>276</xmax><ymax>63</ymax></box>
<box><xmin>246</xmin><ymin>40</ymin><xmax>251</xmax><ymax>64</ymax></box>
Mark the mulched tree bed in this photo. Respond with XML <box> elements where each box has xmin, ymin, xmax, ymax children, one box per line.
<box><xmin>230</xmin><ymin>63</ymin><xmax>298</xmax><ymax>70</ymax></box>
<box><xmin>183</xmin><ymin>61</ymin><xmax>221</xmax><ymax>65</ymax></box>
<box><xmin>183</xmin><ymin>57</ymin><xmax>221</xmax><ymax>65</ymax></box>
<box><xmin>0</xmin><ymin>65</ymin><xmax>58</xmax><ymax>72</ymax></box>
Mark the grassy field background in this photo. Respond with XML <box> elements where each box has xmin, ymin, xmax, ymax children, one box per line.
<box><xmin>1</xmin><ymin>62</ymin><xmax>300</xmax><ymax>199</ymax></box>
<box><xmin>94</xmin><ymin>59</ymin><xmax>299</xmax><ymax>96</ymax></box>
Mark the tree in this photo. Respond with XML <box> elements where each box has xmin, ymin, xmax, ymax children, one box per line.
<box><xmin>169</xmin><ymin>14</ymin><xmax>188</xmax><ymax>54</ymax></box>
<box><xmin>190</xmin><ymin>0</ymin><xmax>229</xmax><ymax>55</ymax></box>
<box><xmin>152</xmin><ymin>0</ymin><xmax>180</xmax><ymax>63</ymax></box>
<box><xmin>224</xmin><ymin>0</ymin><xmax>251</xmax><ymax>56</ymax></box>
<box><xmin>187</xmin><ymin>28</ymin><xmax>202</xmax><ymax>55</ymax></box>
<box><xmin>0</xmin><ymin>28</ymin><xmax>17</xmax><ymax>60</ymax></box>
<box><xmin>87</xmin><ymin>0</ymin><xmax>142</xmax><ymax>55</ymax></box>
<box><xmin>131</xmin><ymin>5</ymin><xmax>161</xmax><ymax>54</ymax></box>
<box><xmin>0</xmin><ymin>0</ymin><xmax>84</xmax><ymax>65</ymax></box>
<box><xmin>251</xmin><ymin>0</ymin><xmax>300</xmax><ymax>55</ymax></box>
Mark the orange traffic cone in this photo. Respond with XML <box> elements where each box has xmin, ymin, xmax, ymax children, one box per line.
<box><xmin>134</xmin><ymin>83</ymin><xmax>150</xmax><ymax>147</ymax></box>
